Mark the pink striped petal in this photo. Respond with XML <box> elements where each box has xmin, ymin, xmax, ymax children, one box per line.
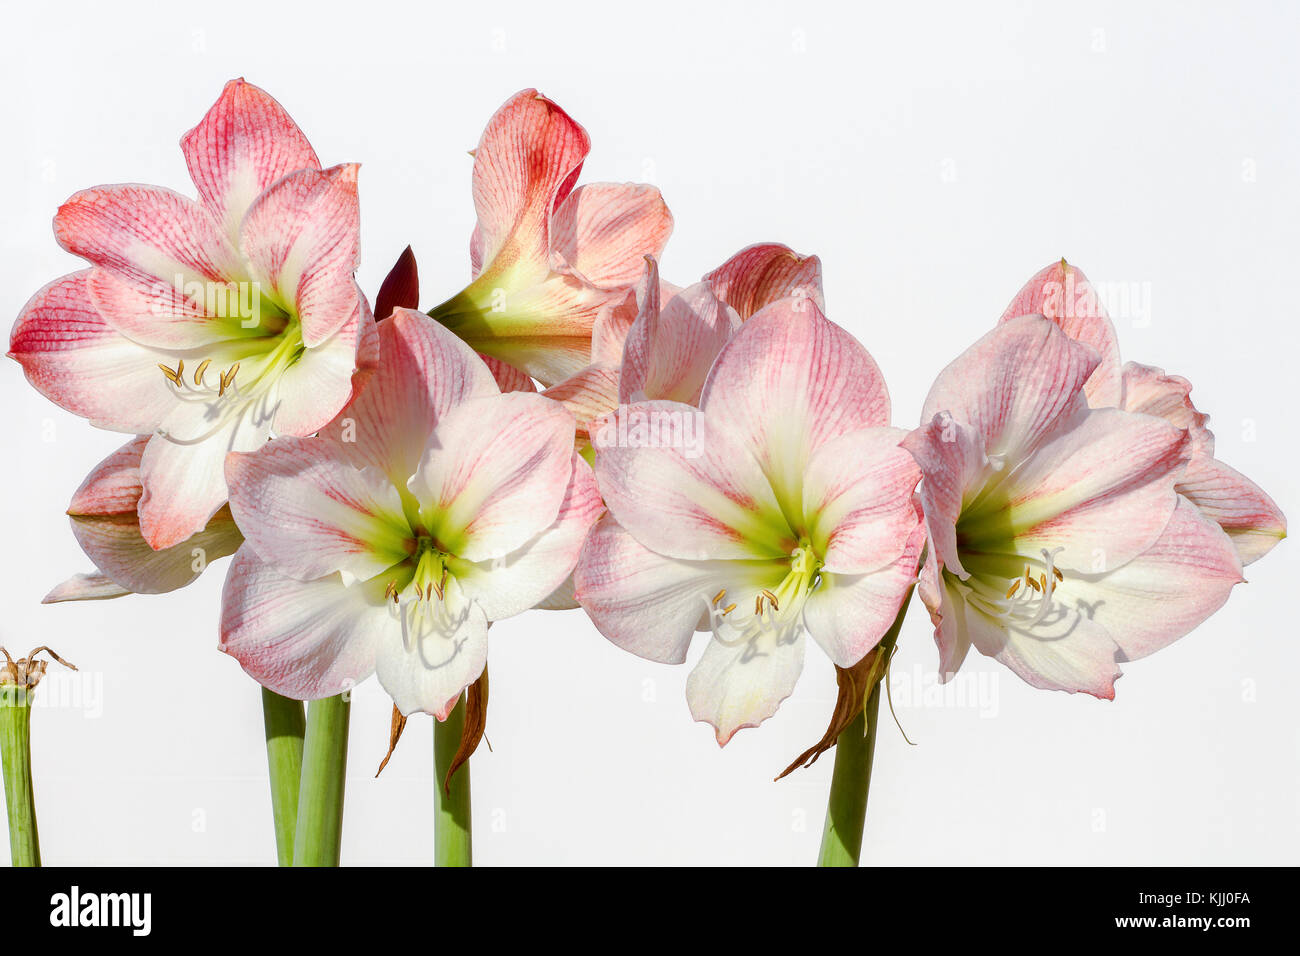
<box><xmin>1178</xmin><ymin>455</ymin><xmax>1286</xmax><ymax>565</ymax></box>
<box><xmin>550</xmin><ymin>183</ymin><xmax>673</xmax><ymax>290</ymax></box>
<box><xmin>915</xmin><ymin>548</ymin><xmax>972</xmax><ymax>679</ymax></box>
<box><xmin>1120</xmin><ymin>362</ymin><xmax>1213</xmax><ymax>450</ymax></box>
<box><xmin>921</xmin><ymin>314</ymin><xmax>1098</xmax><ymax>464</ymax></box>
<box><xmin>802</xmin><ymin>427</ymin><xmax>922</xmax><ymax>574</ymax></box>
<box><xmin>901</xmin><ymin>414</ymin><xmax>988</xmax><ymax>579</ymax></box>
<box><xmin>802</xmin><ymin>518</ymin><xmax>926</xmax><ymax>667</ymax></box>
<box><xmin>410</xmin><ymin>392</ymin><xmax>577</xmax><ymax>562</ymax></box>
<box><xmin>701</xmin><ymin>301</ymin><xmax>890</xmax><ymax>511</ymax></box>
<box><xmin>138</xmin><ymin>407</ymin><xmax>271</xmax><ymax>550</ymax></box>
<box><xmin>541</xmin><ymin>363</ymin><xmax>620</xmax><ymax>438</ymax></box>
<box><xmin>687</xmin><ymin>625</ymin><xmax>805</xmax><ymax>746</ymax></box>
<box><xmin>573</xmin><ymin>515</ymin><xmax>734</xmax><ymax>664</ymax></box>
<box><xmin>181</xmin><ymin>78</ymin><xmax>321</xmax><ymax>243</ymax></box>
<box><xmin>374</xmin><ymin>576</ymin><xmax>488</xmax><ymax>719</ymax></box>
<box><xmin>8</xmin><ymin>271</ymin><xmax>175</xmax><ymax>433</ymax></box>
<box><xmin>239</xmin><ymin>163</ymin><xmax>361</xmax><ymax>347</ymax></box>
<box><xmin>702</xmin><ymin>242</ymin><xmax>825</xmax><ymax>320</ymax></box>
<box><xmin>1064</xmin><ymin>497</ymin><xmax>1243</xmax><ymax>662</ymax></box>
<box><xmin>318</xmin><ymin>310</ymin><xmax>499</xmax><ymax>482</ymax></box>
<box><xmin>456</xmin><ymin>453</ymin><xmax>603</xmax><ymax>619</ymax></box>
<box><xmin>54</xmin><ymin>185</ymin><xmax>243</xmax><ymax>348</ymax></box>
<box><xmin>271</xmin><ymin>287</ymin><xmax>374</xmax><ymax>437</ymax></box>
<box><xmin>479</xmin><ymin>354</ymin><xmax>536</xmax><ymax>393</ymax></box>
<box><xmin>63</xmin><ymin>436</ymin><xmax>242</xmax><ymax>595</ymax></box>
<box><xmin>470</xmin><ymin>90</ymin><xmax>590</xmax><ymax>283</ymax></box>
<box><xmin>975</xmin><ymin>407</ymin><xmax>1190</xmax><ymax>574</ymax></box>
<box><xmin>226</xmin><ymin>435</ymin><xmax>411</xmax><ymax>583</ymax></box>
<box><xmin>999</xmin><ymin>260</ymin><xmax>1122</xmax><ymax>408</ymax></box>
<box><xmin>590</xmin><ymin>283</ymin><xmax>641</xmax><ymax>367</ymax></box>
<box><xmin>220</xmin><ymin>548</ymin><xmax>391</xmax><ymax>700</ymax></box>
<box><xmin>592</xmin><ymin>400</ymin><xmax>791</xmax><ymax>561</ymax></box>
<box><xmin>620</xmin><ymin>271</ymin><xmax>741</xmax><ymax>406</ymax></box>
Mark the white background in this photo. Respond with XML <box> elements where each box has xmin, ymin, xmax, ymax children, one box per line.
<box><xmin>2</xmin><ymin>0</ymin><xmax>1296</xmax><ymax>865</ymax></box>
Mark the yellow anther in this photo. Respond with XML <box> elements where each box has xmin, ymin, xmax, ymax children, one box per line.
<box><xmin>1027</xmin><ymin>575</ymin><xmax>1041</xmax><ymax>593</ymax></box>
<box><xmin>219</xmin><ymin>362</ymin><xmax>241</xmax><ymax>397</ymax></box>
<box><xmin>711</xmin><ymin>588</ymin><xmax>727</xmax><ymax>606</ymax></box>
<box><xmin>1052</xmin><ymin>566</ymin><xmax>1064</xmax><ymax>582</ymax></box>
<box><xmin>1040</xmin><ymin>573</ymin><xmax>1048</xmax><ymax>592</ymax></box>
<box><xmin>158</xmin><ymin>363</ymin><xmax>181</xmax><ymax>386</ymax></box>
<box><xmin>194</xmin><ymin>358</ymin><xmax>211</xmax><ymax>387</ymax></box>
<box><xmin>721</xmin><ymin>603</ymin><xmax>736</xmax><ymax>616</ymax></box>
<box><xmin>760</xmin><ymin>588</ymin><xmax>780</xmax><ymax>612</ymax></box>
<box><xmin>175</xmin><ymin>358</ymin><xmax>184</xmax><ymax>381</ymax></box>
<box><xmin>1005</xmin><ymin>579</ymin><xmax>1021</xmax><ymax>599</ymax></box>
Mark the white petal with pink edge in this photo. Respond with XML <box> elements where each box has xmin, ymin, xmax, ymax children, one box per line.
<box><xmin>686</xmin><ymin>624</ymin><xmax>806</xmax><ymax>746</ymax></box>
<box><xmin>549</xmin><ymin>183</ymin><xmax>673</xmax><ymax>290</ymax></box>
<box><xmin>220</xmin><ymin>548</ymin><xmax>392</xmax><ymax>700</ymax></box>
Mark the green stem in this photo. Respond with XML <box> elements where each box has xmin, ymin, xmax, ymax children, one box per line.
<box><xmin>432</xmin><ymin>693</ymin><xmax>472</xmax><ymax>867</ymax></box>
<box><xmin>0</xmin><ymin>686</ymin><xmax>40</xmax><ymax>866</ymax></box>
<box><xmin>261</xmin><ymin>688</ymin><xmax>305</xmax><ymax>867</ymax></box>
<box><xmin>292</xmin><ymin>694</ymin><xmax>350</xmax><ymax>867</ymax></box>
<box><xmin>817</xmin><ymin>592</ymin><xmax>912</xmax><ymax>867</ymax></box>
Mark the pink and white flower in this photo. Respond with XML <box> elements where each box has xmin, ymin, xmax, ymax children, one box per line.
<box><xmin>428</xmin><ymin>89</ymin><xmax>673</xmax><ymax>387</ymax></box>
<box><xmin>1001</xmin><ymin>260</ymin><xmax>1285</xmax><ymax>564</ymax></box>
<box><xmin>9</xmin><ymin>78</ymin><xmax>375</xmax><ymax>552</ymax></box>
<box><xmin>220</xmin><ymin>311</ymin><xmax>602</xmax><ymax>717</ymax></box>
<box><xmin>574</xmin><ymin>302</ymin><xmax>922</xmax><ymax>744</ymax></box>
<box><xmin>903</xmin><ymin>314</ymin><xmax>1247</xmax><ymax>698</ymax></box>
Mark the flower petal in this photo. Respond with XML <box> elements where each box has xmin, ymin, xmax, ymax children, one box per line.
<box><xmin>702</xmin><ymin>242</ymin><xmax>824</xmax><ymax>320</ymax></box>
<box><xmin>574</xmin><ymin>515</ymin><xmax>736</xmax><ymax>663</ymax></box>
<box><xmin>137</xmin><ymin>406</ymin><xmax>271</xmax><ymax>550</ymax></box>
<box><xmin>271</xmin><ymin>287</ymin><xmax>374</xmax><ymax>437</ymax></box>
<box><xmin>540</xmin><ymin>363</ymin><xmax>620</xmax><ymax>439</ymax></box>
<box><xmin>1062</xmin><ymin>497</ymin><xmax>1243</xmax><ymax>661</ymax></box>
<box><xmin>374</xmin><ymin>576</ymin><xmax>488</xmax><ymax>719</ymax></box>
<box><xmin>999</xmin><ymin>260</ymin><xmax>1122</xmax><ymax>408</ymax></box>
<box><xmin>550</xmin><ymin>183</ymin><xmax>673</xmax><ymax>290</ymax></box>
<box><xmin>916</xmin><ymin>549</ymin><xmax>973</xmax><ymax>679</ymax></box>
<box><xmin>962</xmin><ymin>407</ymin><xmax>1190</xmax><ymax>574</ymax></box>
<box><xmin>620</xmin><ymin>272</ymin><xmax>741</xmax><ymax>406</ymax></box>
<box><xmin>181</xmin><ymin>78</ymin><xmax>321</xmax><ymax>244</ymax></box>
<box><xmin>42</xmin><ymin>572</ymin><xmax>131</xmax><ymax>604</ymax></box>
<box><xmin>220</xmin><ymin>547</ymin><xmax>390</xmax><ymax>700</ymax></box>
<box><xmin>226</xmin><ymin>435</ymin><xmax>411</xmax><ymax>582</ymax></box>
<box><xmin>470</xmin><ymin>89</ymin><xmax>590</xmax><ymax>282</ymax></box>
<box><xmin>1176</xmin><ymin>455</ymin><xmax>1286</xmax><ymax>566</ymax></box>
<box><xmin>410</xmin><ymin>392</ymin><xmax>577</xmax><ymax>561</ymax></box>
<box><xmin>1119</xmin><ymin>362</ymin><xmax>1213</xmax><ymax>450</ymax></box>
<box><xmin>318</xmin><ymin>310</ymin><xmax>499</xmax><ymax>481</ymax></box>
<box><xmin>686</xmin><ymin>627</ymin><xmax>806</xmax><ymax>746</ymax></box>
<box><xmin>455</xmin><ymin>453</ymin><xmax>603</xmax><ymax>619</ymax></box>
<box><xmin>901</xmin><ymin>414</ymin><xmax>988</xmax><ymax>579</ymax></box>
<box><xmin>66</xmin><ymin>436</ymin><xmax>242</xmax><ymax>594</ymax></box>
<box><xmin>701</xmin><ymin>301</ymin><xmax>890</xmax><ymax>514</ymax></box>
<box><xmin>54</xmin><ymin>184</ymin><xmax>244</xmax><ymax>348</ymax></box>
<box><xmin>479</xmin><ymin>354</ymin><xmax>536</xmax><ymax>393</ymax></box>
<box><xmin>8</xmin><ymin>271</ymin><xmax>176</xmax><ymax>433</ymax></box>
<box><xmin>591</xmin><ymin>400</ymin><xmax>790</xmax><ymax>561</ymax></box>
<box><xmin>802</xmin><ymin>427</ymin><xmax>921</xmax><ymax>574</ymax></box>
<box><xmin>802</xmin><ymin>519</ymin><xmax>925</xmax><ymax>667</ymax></box>
<box><xmin>921</xmin><ymin>314</ymin><xmax>1098</xmax><ymax>465</ymax></box>
<box><xmin>239</xmin><ymin>164</ymin><xmax>361</xmax><ymax>347</ymax></box>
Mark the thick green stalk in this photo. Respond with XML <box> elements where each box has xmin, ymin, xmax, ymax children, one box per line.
<box><xmin>0</xmin><ymin>686</ymin><xmax>40</xmax><ymax>866</ymax></box>
<box><xmin>261</xmin><ymin>688</ymin><xmax>305</xmax><ymax>867</ymax></box>
<box><xmin>817</xmin><ymin>593</ymin><xmax>912</xmax><ymax>867</ymax></box>
<box><xmin>292</xmin><ymin>694</ymin><xmax>350</xmax><ymax>866</ymax></box>
<box><xmin>432</xmin><ymin>694</ymin><xmax>472</xmax><ymax>867</ymax></box>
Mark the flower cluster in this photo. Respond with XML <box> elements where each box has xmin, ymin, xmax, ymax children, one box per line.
<box><xmin>11</xmin><ymin>80</ymin><xmax>1285</xmax><ymax>755</ymax></box>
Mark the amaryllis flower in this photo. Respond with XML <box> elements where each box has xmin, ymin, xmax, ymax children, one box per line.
<box><xmin>574</xmin><ymin>302</ymin><xmax>923</xmax><ymax>744</ymax></box>
<box><xmin>9</xmin><ymin>78</ymin><xmax>375</xmax><ymax>552</ymax></box>
<box><xmin>1001</xmin><ymin>260</ymin><xmax>1285</xmax><ymax>564</ymax></box>
<box><xmin>903</xmin><ymin>315</ymin><xmax>1246</xmax><ymax>698</ymax></box>
<box><xmin>43</xmin><ymin>437</ymin><xmax>243</xmax><ymax>603</ymax></box>
<box><xmin>220</xmin><ymin>311</ymin><xmax>602</xmax><ymax>717</ymax></box>
<box><xmin>428</xmin><ymin>89</ymin><xmax>673</xmax><ymax>387</ymax></box>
